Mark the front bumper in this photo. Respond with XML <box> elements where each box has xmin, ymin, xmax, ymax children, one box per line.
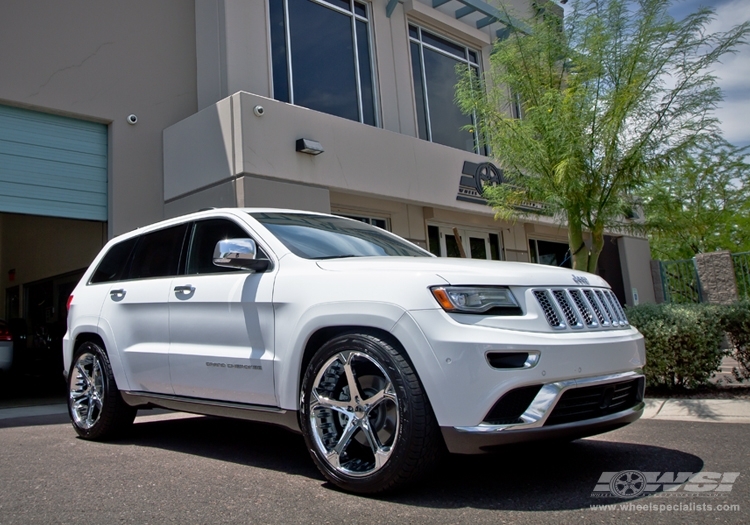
<box><xmin>440</xmin><ymin>370</ymin><xmax>645</xmax><ymax>454</ymax></box>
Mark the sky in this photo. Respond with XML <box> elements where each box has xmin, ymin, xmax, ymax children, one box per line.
<box><xmin>668</xmin><ymin>0</ymin><xmax>750</xmax><ymax>150</ymax></box>
<box><xmin>562</xmin><ymin>0</ymin><xmax>750</xmax><ymax>149</ymax></box>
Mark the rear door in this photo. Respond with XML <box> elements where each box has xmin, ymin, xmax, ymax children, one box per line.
<box><xmin>168</xmin><ymin>218</ymin><xmax>276</xmax><ymax>406</ymax></box>
<box><xmin>98</xmin><ymin>223</ymin><xmax>188</xmax><ymax>394</ymax></box>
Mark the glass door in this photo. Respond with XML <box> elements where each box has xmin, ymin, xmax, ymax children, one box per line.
<box><xmin>431</xmin><ymin>226</ymin><xmax>501</xmax><ymax>260</ymax></box>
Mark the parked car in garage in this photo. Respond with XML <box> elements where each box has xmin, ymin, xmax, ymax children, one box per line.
<box><xmin>63</xmin><ymin>208</ymin><xmax>646</xmax><ymax>493</ymax></box>
<box><xmin>0</xmin><ymin>320</ymin><xmax>14</xmax><ymax>375</ymax></box>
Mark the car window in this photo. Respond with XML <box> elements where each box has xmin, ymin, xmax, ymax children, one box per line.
<box><xmin>90</xmin><ymin>237</ymin><xmax>138</xmax><ymax>284</ymax></box>
<box><xmin>186</xmin><ymin>219</ymin><xmax>267</xmax><ymax>274</ymax></box>
<box><xmin>126</xmin><ymin>224</ymin><xmax>188</xmax><ymax>279</ymax></box>
<box><xmin>249</xmin><ymin>213</ymin><xmax>430</xmax><ymax>259</ymax></box>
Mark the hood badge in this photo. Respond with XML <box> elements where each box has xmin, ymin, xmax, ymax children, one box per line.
<box><xmin>572</xmin><ymin>275</ymin><xmax>590</xmax><ymax>286</ymax></box>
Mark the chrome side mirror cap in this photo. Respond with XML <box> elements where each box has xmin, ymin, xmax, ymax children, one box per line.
<box><xmin>213</xmin><ymin>238</ymin><xmax>269</xmax><ymax>272</ymax></box>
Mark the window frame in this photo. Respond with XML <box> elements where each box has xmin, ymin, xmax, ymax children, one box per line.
<box><xmin>270</xmin><ymin>0</ymin><xmax>380</xmax><ymax>126</ymax></box>
<box><xmin>184</xmin><ymin>218</ymin><xmax>271</xmax><ymax>276</ymax></box>
<box><xmin>408</xmin><ymin>23</ymin><xmax>483</xmax><ymax>153</ymax></box>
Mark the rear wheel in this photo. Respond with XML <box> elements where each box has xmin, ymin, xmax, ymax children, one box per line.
<box><xmin>68</xmin><ymin>341</ymin><xmax>136</xmax><ymax>440</ymax></box>
<box><xmin>300</xmin><ymin>333</ymin><xmax>442</xmax><ymax>493</ymax></box>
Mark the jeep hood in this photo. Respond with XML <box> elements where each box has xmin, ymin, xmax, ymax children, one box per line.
<box><xmin>315</xmin><ymin>257</ymin><xmax>610</xmax><ymax>288</ymax></box>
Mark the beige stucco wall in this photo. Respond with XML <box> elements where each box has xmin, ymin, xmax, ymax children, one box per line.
<box><xmin>0</xmin><ymin>0</ymin><xmax>198</xmax><ymax>236</ymax></box>
<box><xmin>164</xmin><ymin>91</ymin><xmax>503</xmax><ymax>216</ymax></box>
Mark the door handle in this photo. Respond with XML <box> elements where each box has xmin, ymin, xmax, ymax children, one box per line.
<box><xmin>173</xmin><ymin>285</ymin><xmax>195</xmax><ymax>294</ymax></box>
<box><xmin>109</xmin><ymin>289</ymin><xmax>126</xmax><ymax>299</ymax></box>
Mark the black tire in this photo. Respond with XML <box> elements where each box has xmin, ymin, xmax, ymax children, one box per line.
<box><xmin>300</xmin><ymin>332</ymin><xmax>443</xmax><ymax>494</ymax></box>
<box><xmin>67</xmin><ymin>341</ymin><xmax>136</xmax><ymax>440</ymax></box>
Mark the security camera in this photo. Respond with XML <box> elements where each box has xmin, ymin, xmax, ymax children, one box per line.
<box><xmin>127</xmin><ymin>114</ymin><xmax>138</xmax><ymax>125</ymax></box>
<box><xmin>253</xmin><ymin>105</ymin><xmax>265</xmax><ymax>117</ymax></box>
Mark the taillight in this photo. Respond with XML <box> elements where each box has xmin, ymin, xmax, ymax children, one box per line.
<box><xmin>67</xmin><ymin>294</ymin><xmax>74</xmax><ymax>311</ymax></box>
<box><xmin>0</xmin><ymin>327</ymin><xmax>11</xmax><ymax>341</ymax></box>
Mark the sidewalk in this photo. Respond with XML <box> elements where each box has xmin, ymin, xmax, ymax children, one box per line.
<box><xmin>1</xmin><ymin>398</ymin><xmax>749</xmax><ymax>423</ymax></box>
<box><xmin>642</xmin><ymin>398</ymin><xmax>750</xmax><ymax>423</ymax></box>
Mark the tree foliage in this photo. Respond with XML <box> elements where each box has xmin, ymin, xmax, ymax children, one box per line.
<box><xmin>456</xmin><ymin>0</ymin><xmax>749</xmax><ymax>272</ymax></box>
<box><xmin>643</xmin><ymin>136</ymin><xmax>750</xmax><ymax>260</ymax></box>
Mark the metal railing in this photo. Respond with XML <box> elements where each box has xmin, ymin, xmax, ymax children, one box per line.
<box><xmin>733</xmin><ymin>252</ymin><xmax>750</xmax><ymax>301</ymax></box>
<box><xmin>659</xmin><ymin>259</ymin><xmax>702</xmax><ymax>304</ymax></box>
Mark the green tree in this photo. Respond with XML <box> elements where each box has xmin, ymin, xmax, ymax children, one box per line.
<box><xmin>456</xmin><ymin>0</ymin><xmax>749</xmax><ymax>272</ymax></box>
<box><xmin>643</xmin><ymin>136</ymin><xmax>750</xmax><ymax>260</ymax></box>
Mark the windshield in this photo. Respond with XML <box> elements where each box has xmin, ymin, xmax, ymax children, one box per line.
<box><xmin>250</xmin><ymin>213</ymin><xmax>432</xmax><ymax>259</ymax></box>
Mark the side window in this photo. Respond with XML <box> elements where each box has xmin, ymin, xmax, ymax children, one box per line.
<box><xmin>186</xmin><ymin>219</ymin><xmax>267</xmax><ymax>275</ymax></box>
<box><xmin>89</xmin><ymin>237</ymin><xmax>138</xmax><ymax>284</ymax></box>
<box><xmin>126</xmin><ymin>224</ymin><xmax>188</xmax><ymax>279</ymax></box>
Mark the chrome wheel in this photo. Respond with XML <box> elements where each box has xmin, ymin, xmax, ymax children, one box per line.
<box><xmin>67</xmin><ymin>341</ymin><xmax>136</xmax><ymax>440</ymax></box>
<box><xmin>308</xmin><ymin>350</ymin><xmax>400</xmax><ymax>477</ymax></box>
<box><xmin>69</xmin><ymin>353</ymin><xmax>104</xmax><ymax>429</ymax></box>
<box><xmin>69</xmin><ymin>352</ymin><xmax>105</xmax><ymax>430</ymax></box>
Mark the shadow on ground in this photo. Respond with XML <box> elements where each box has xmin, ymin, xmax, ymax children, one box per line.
<box><xmin>99</xmin><ymin>415</ymin><xmax>704</xmax><ymax>512</ymax></box>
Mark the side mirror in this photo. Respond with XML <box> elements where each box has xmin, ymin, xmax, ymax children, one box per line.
<box><xmin>213</xmin><ymin>238</ymin><xmax>270</xmax><ymax>272</ymax></box>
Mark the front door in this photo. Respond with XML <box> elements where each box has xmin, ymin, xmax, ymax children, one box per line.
<box><xmin>168</xmin><ymin>218</ymin><xmax>276</xmax><ymax>406</ymax></box>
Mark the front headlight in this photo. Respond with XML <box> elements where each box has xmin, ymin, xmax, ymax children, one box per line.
<box><xmin>430</xmin><ymin>286</ymin><xmax>521</xmax><ymax>315</ymax></box>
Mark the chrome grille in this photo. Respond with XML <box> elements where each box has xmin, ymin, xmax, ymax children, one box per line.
<box><xmin>533</xmin><ymin>290</ymin><xmax>563</xmax><ymax>328</ymax></box>
<box><xmin>569</xmin><ymin>289</ymin><xmax>596</xmax><ymax>326</ymax></box>
<box><xmin>552</xmin><ymin>290</ymin><xmax>582</xmax><ymax>328</ymax></box>
<box><xmin>533</xmin><ymin>287</ymin><xmax>629</xmax><ymax>330</ymax></box>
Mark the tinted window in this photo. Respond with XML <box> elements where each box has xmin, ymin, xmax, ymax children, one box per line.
<box><xmin>270</xmin><ymin>0</ymin><xmax>376</xmax><ymax>125</ymax></box>
<box><xmin>126</xmin><ymin>224</ymin><xmax>188</xmax><ymax>279</ymax></box>
<box><xmin>250</xmin><ymin>213</ymin><xmax>430</xmax><ymax>259</ymax></box>
<box><xmin>186</xmin><ymin>219</ymin><xmax>266</xmax><ymax>275</ymax></box>
<box><xmin>90</xmin><ymin>237</ymin><xmax>138</xmax><ymax>284</ymax></box>
<box><xmin>409</xmin><ymin>25</ymin><xmax>481</xmax><ymax>153</ymax></box>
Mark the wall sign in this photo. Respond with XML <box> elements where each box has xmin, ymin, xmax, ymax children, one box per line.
<box><xmin>456</xmin><ymin>160</ymin><xmax>550</xmax><ymax>214</ymax></box>
<box><xmin>457</xmin><ymin>161</ymin><xmax>503</xmax><ymax>205</ymax></box>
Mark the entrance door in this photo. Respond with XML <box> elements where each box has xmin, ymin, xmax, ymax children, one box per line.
<box><xmin>436</xmin><ymin>227</ymin><xmax>498</xmax><ymax>260</ymax></box>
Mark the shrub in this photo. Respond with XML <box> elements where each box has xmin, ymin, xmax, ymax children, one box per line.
<box><xmin>722</xmin><ymin>300</ymin><xmax>750</xmax><ymax>381</ymax></box>
<box><xmin>626</xmin><ymin>303</ymin><xmax>727</xmax><ymax>389</ymax></box>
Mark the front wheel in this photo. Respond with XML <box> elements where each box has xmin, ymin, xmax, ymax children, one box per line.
<box><xmin>300</xmin><ymin>333</ymin><xmax>442</xmax><ymax>493</ymax></box>
<box><xmin>68</xmin><ymin>341</ymin><xmax>136</xmax><ymax>440</ymax></box>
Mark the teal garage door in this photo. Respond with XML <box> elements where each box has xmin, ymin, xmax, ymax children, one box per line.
<box><xmin>0</xmin><ymin>104</ymin><xmax>107</xmax><ymax>221</ymax></box>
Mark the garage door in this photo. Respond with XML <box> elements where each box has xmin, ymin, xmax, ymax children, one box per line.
<box><xmin>0</xmin><ymin>104</ymin><xmax>107</xmax><ymax>221</ymax></box>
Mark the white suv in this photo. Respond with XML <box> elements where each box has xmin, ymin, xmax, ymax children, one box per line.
<box><xmin>63</xmin><ymin>208</ymin><xmax>646</xmax><ymax>493</ymax></box>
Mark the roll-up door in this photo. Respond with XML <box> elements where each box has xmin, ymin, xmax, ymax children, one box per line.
<box><xmin>0</xmin><ymin>104</ymin><xmax>107</xmax><ymax>221</ymax></box>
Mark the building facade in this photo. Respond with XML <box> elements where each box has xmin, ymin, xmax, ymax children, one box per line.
<box><xmin>0</xmin><ymin>0</ymin><xmax>655</xmax><ymax>354</ymax></box>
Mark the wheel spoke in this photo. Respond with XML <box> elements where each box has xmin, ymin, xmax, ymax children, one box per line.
<box><xmin>342</xmin><ymin>355</ymin><xmax>363</xmax><ymax>404</ymax></box>
<box><xmin>310</xmin><ymin>389</ymin><xmax>351</xmax><ymax>415</ymax></box>
<box><xmin>362</xmin><ymin>382</ymin><xmax>396</xmax><ymax>409</ymax></box>
<box><xmin>91</xmin><ymin>361</ymin><xmax>100</xmax><ymax>390</ymax></box>
<box><xmin>76</xmin><ymin>362</ymin><xmax>93</xmax><ymax>387</ymax></box>
<box><xmin>85</xmin><ymin>397</ymin><xmax>95</xmax><ymax>425</ymax></box>
<box><xmin>332</xmin><ymin>417</ymin><xmax>359</xmax><ymax>457</ymax></box>
<box><xmin>360</xmin><ymin>419</ymin><xmax>391</xmax><ymax>469</ymax></box>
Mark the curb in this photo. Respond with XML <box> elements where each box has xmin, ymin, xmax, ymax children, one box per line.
<box><xmin>642</xmin><ymin>398</ymin><xmax>750</xmax><ymax>424</ymax></box>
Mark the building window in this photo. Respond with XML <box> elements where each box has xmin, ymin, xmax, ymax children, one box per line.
<box><xmin>409</xmin><ymin>25</ymin><xmax>481</xmax><ymax>153</ymax></box>
<box><xmin>529</xmin><ymin>239</ymin><xmax>571</xmax><ymax>268</ymax></box>
<box><xmin>342</xmin><ymin>214</ymin><xmax>389</xmax><ymax>230</ymax></box>
<box><xmin>270</xmin><ymin>0</ymin><xmax>377</xmax><ymax>126</ymax></box>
